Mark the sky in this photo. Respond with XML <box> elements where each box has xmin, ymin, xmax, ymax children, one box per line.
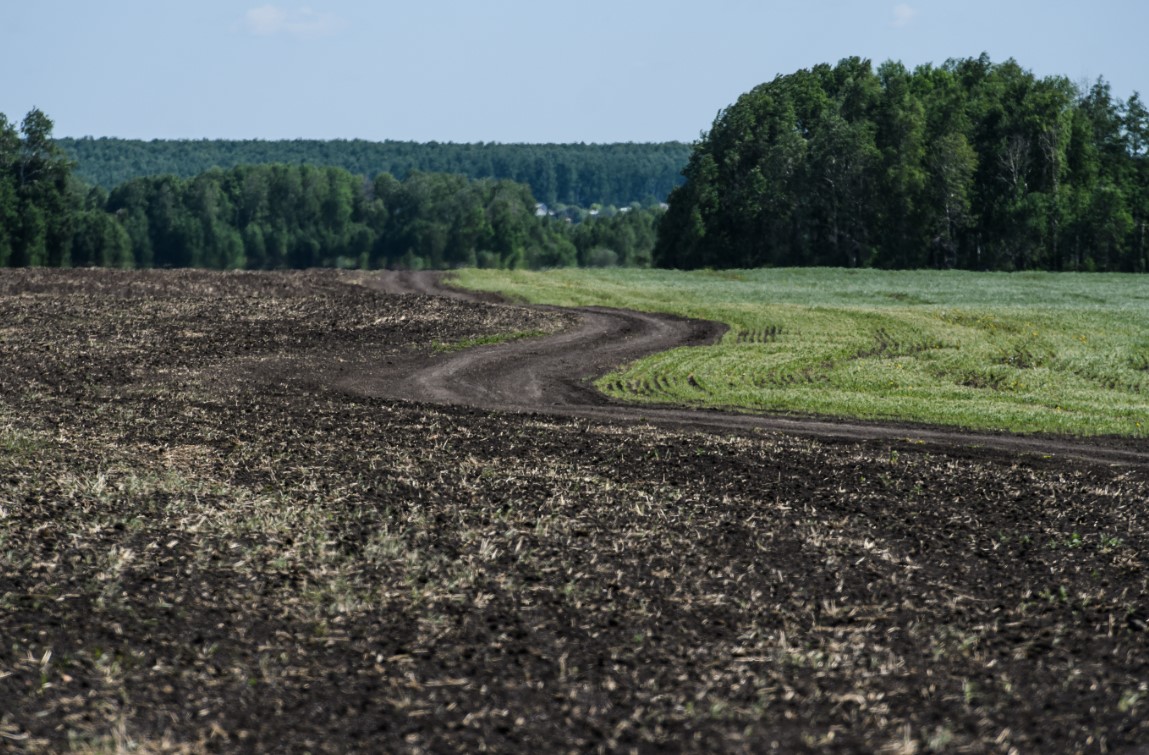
<box><xmin>2</xmin><ymin>1</ymin><xmax>1146</xmax><ymax>144</ymax></box>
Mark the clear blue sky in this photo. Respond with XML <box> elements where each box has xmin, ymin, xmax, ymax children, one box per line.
<box><xmin>2</xmin><ymin>1</ymin><xmax>1145</xmax><ymax>143</ymax></box>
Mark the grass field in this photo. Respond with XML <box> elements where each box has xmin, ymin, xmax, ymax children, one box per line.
<box><xmin>452</xmin><ymin>267</ymin><xmax>1149</xmax><ymax>436</ymax></box>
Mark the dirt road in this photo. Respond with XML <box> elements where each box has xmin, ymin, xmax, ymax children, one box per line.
<box><xmin>358</xmin><ymin>270</ymin><xmax>1149</xmax><ymax>469</ymax></box>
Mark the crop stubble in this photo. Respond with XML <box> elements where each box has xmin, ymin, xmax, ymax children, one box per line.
<box><xmin>1</xmin><ymin>268</ymin><xmax>1147</xmax><ymax>753</ymax></box>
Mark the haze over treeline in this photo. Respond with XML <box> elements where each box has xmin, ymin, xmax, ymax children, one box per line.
<box><xmin>2</xmin><ymin>55</ymin><xmax>1147</xmax><ymax>273</ymax></box>
<box><xmin>55</xmin><ymin>139</ymin><xmax>692</xmax><ymax>209</ymax></box>
<box><xmin>657</xmin><ymin>55</ymin><xmax>1149</xmax><ymax>272</ymax></box>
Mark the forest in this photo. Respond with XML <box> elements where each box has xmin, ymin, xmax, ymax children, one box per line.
<box><xmin>3</xmin><ymin>54</ymin><xmax>1148</xmax><ymax>273</ymax></box>
<box><xmin>1</xmin><ymin>110</ymin><xmax>662</xmax><ymax>271</ymax></box>
<box><xmin>56</xmin><ymin>137</ymin><xmax>691</xmax><ymax>209</ymax></box>
<box><xmin>656</xmin><ymin>54</ymin><xmax>1149</xmax><ymax>272</ymax></box>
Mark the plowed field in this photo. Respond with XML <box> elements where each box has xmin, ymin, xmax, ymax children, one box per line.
<box><xmin>2</xmin><ymin>268</ymin><xmax>1147</xmax><ymax>753</ymax></box>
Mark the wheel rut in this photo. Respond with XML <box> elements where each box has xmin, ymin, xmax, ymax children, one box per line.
<box><xmin>354</xmin><ymin>271</ymin><xmax>1149</xmax><ymax>469</ymax></box>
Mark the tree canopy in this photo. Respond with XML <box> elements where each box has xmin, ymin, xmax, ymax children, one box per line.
<box><xmin>655</xmin><ymin>55</ymin><xmax>1149</xmax><ymax>272</ymax></box>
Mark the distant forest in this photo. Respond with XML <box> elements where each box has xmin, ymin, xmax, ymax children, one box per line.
<box><xmin>1</xmin><ymin>110</ymin><xmax>661</xmax><ymax>271</ymax></box>
<box><xmin>657</xmin><ymin>55</ymin><xmax>1149</xmax><ymax>272</ymax></box>
<box><xmin>56</xmin><ymin>138</ymin><xmax>692</xmax><ymax>208</ymax></box>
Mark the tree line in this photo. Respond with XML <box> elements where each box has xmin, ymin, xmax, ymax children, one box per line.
<box><xmin>1</xmin><ymin>109</ymin><xmax>664</xmax><ymax>271</ymax></box>
<box><xmin>56</xmin><ymin>137</ymin><xmax>691</xmax><ymax>209</ymax></box>
<box><xmin>656</xmin><ymin>55</ymin><xmax>1149</xmax><ymax>272</ymax></box>
<box><xmin>10</xmin><ymin>54</ymin><xmax>1149</xmax><ymax>276</ymax></box>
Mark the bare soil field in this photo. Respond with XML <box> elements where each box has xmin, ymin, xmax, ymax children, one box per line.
<box><xmin>2</xmin><ymin>268</ymin><xmax>1148</xmax><ymax>753</ymax></box>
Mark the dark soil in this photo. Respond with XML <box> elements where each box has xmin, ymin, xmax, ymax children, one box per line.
<box><xmin>2</xmin><ymin>268</ymin><xmax>1148</xmax><ymax>754</ymax></box>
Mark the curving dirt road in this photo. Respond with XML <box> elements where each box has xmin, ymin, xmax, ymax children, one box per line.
<box><xmin>364</xmin><ymin>270</ymin><xmax>724</xmax><ymax>409</ymax></box>
<box><xmin>358</xmin><ymin>270</ymin><xmax>1149</xmax><ymax>468</ymax></box>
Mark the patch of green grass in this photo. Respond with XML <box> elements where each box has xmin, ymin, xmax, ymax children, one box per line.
<box><xmin>431</xmin><ymin>329</ymin><xmax>548</xmax><ymax>353</ymax></box>
<box><xmin>451</xmin><ymin>267</ymin><xmax>1149</xmax><ymax>436</ymax></box>
<box><xmin>0</xmin><ymin>424</ymin><xmax>48</xmax><ymax>458</ymax></box>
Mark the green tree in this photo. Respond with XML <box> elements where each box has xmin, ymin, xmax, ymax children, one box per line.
<box><xmin>1125</xmin><ymin>93</ymin><xmax>1149</xmax><ymax>269</ymax></box>
<box><xmin>927</xmin><ymin>131</ymin><xmax>977</xmax><ymax>267</ymax></box>
<box><xmin>6</xmin><ymin>109</ymin><xmax>76</xmax><ymax>266</ymax></box>
<box><xmin>70</xmin><ymin>210</ymin><xmax>132</xmax><ymax>268</ymax></box>
<box><xmin>0</xmin><ymin>115</ymin><xmax>19</xmax><ymax>266</ymax></box>
<box><xmin>656</xmin><ymin>55</ymin><xmax>1148</xmax><ymax>272</ymax></box>
<box><xmin>871</xmin><ymin>60</ymin><xmax>928</xmax><ymax>267</ymax></box>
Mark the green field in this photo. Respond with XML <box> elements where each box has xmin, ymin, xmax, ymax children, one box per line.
<box><xmin>452</xmin><ymin>268</ymin><xmax>1149</xmax><ymax>436</ymax></box>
